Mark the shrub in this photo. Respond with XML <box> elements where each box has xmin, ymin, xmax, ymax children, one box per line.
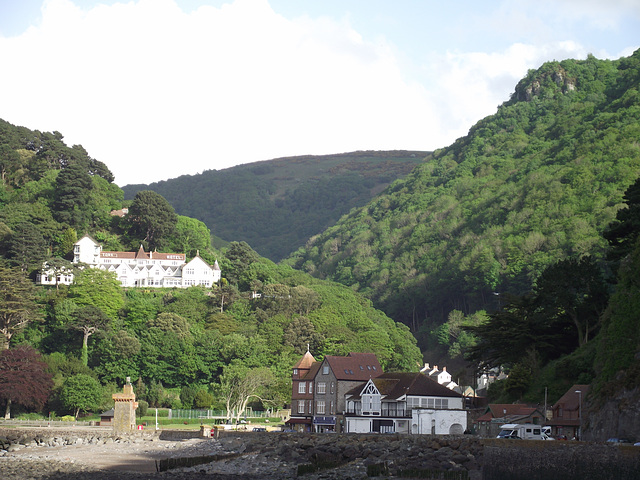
<box><xmin>137</xmin><ymin>399</ymin><xmax>149</xmax><ymax>417</ymax></box>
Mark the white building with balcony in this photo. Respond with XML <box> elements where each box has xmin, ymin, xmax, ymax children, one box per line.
<box><xmin>344</xmin><ymin>372</ymin><xmax>467</xmax><ymax>435</ymax></box>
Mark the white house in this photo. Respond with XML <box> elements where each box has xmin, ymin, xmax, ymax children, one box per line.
<box><xmin>37</xmin><ymin>235</ymin><xmax>221</xmax><ymax>288</ymax></box>
<box><xmin>344</xmin><ymin>372</ymin><xmax>467</xmax><ymax>435</ymax></box>
<box><xmin>420</xmin><ymin>363</ymin><xmax>459</xmax><ymax>390</ymax></box>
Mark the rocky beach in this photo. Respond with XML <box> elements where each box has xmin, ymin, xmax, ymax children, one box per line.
<box><xmin>2</xmin><ymin>426</ymin><xmax>640</xmax><ymax>479</ymax></box>
<box><xmin>0</xmin><ymin>426</ymin><xmax>483</xmax><ymax>479</ymax></box>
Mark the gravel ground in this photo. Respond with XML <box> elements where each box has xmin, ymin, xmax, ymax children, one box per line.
<box><xmin>0</xmin><ymin>433</ymin><xmax>369</xmax><ymax>480</ymax></box>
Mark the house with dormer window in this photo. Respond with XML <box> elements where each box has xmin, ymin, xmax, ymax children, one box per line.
<box><xmin>37</xmin><ymin>234</ymin><xmax>221</xmax><ymax>288</ymax></box>
<box><xmin>344</xmin><ymin>372</ymin><xmax>467</xmax><ymax>435</ymax></box>
<box><xmin>313</xmin><ymin>352</ymin><xmax>383</xmax><ymax>432</ymax></box>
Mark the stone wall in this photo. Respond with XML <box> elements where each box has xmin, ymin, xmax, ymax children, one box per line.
<box><xmin>483</xmin><ymin>439</ymin><xmax>640</xmax><ymax>480</ymax></box>
<box><xmin>0</xmin><ymin>427</ymin><xmax>159</xmax><ymax>452</ymax></box>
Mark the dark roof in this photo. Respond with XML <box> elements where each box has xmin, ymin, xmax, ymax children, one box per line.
<box><xmin>552</xmin><ymin>384</ymin><xmax>589</xmax><ymax>411</ymax></box>
<box><xmin>324</xmin><ymin>353</ymin><xmax>382</xmax><ymax>381</ymax></box>
<box><xmin>346</xmin><ymin>372</ymin><xmax>463</xmax><ymax>399</ymax></box>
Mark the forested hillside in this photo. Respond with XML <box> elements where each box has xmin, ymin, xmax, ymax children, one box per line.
<box><xmin>0</xmin><ymin>120</ymin><xmax>421</xmax><ymax>419</ymax></box>
<box><xmin>286</xmin><ymin>51</ymin><xmax>640</xmax><ymax>344</ymax></box>
<box><xmin>122</xmin><ymin>151</ymin><xmax>428</xmax><ymax>261</ymax></box>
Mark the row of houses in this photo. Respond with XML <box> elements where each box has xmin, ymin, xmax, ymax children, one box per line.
<box><xmin>286</xmin><ymin>351</ymin><xmax>468</xmax><ymax>435</ymax></box>
<box><xmin>37</xmin><ymin>235</ymin><xmax>221</xmax><ymax>288</ymax></box>
<box><xmin>473</xmin><ymin>384</ymin><xmax>589</xmax><ymax>439</ymax></box>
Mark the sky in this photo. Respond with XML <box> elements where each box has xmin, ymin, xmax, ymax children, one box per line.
<box><xmin>0</xmin><ymin>0</ymin><xmax>638</xmax><ymax>186</ymax></box>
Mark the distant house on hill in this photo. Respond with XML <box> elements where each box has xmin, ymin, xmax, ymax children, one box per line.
<box><xmin>37</xmin><ymin>234</ymin><xmax>221</xmax><ymax>288</ymax></box>
<box><xmin>420</xmin><ymin>363</ymin><xmax>458</xmax><ymax>390</ymax></box>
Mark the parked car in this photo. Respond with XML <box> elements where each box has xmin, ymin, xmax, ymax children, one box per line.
<box><xmin>252</xmin><ymin>427</ymin><xmax>267</xmax><ymax>432</ymax></box>
<box><xmin>606</xmin><ymin>438</ymin><xmax>634</xmax><ymax>445</ymax></box>
<box><xmin>553</xmin><ymin>435</ymin><xmax>568</xmax><ymax>440</ymax></box>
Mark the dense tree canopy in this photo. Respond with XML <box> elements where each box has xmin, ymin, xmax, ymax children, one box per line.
<box><xmin>286</xmin><ymin>51</ymin><xmax>640</xmax><ymax>343</ymax></box>
<box><xmin>0</xmin><ymin>264</ymin><xmax>42</xmax><ymax>349</ymax></box>
<box><xmin>122</xmin><ymin>151</ymin><xmax>427</xmax><ymax>261</ymax></box>
<box><xmin>0</xmin><ymin>345</ymin><xmax>53</xmax><ymax>419</ymax></box>
<box><xmin>126</xmin><ymin>190</ymin><xmax>178</xmax><ymax>251</ymax></box>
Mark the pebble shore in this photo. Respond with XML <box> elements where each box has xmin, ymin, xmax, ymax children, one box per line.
<box><xmin>0</xmin><ymin>427</ymin><xmax>483</xmax><ymax>479</ymax></box>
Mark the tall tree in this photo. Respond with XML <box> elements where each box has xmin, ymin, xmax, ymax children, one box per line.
<box><xmin>59</xmin><ymin>374</ymin><xmax>102</xmax><ymax>418</ymax></box>
<box><xmin>0</xmin><ymin>264</ymin><xmax>42</xmax><ymax>349</ymax></box>
<box><xmin>68</xmin><ymin>305</ymin><xmax>110</xmax><ymax>366</ymax></box>
<box><xmin>7</xmin><ymin>222</ymin><xmax>47</xmax><ymax>273</ymax></box>
<box><xmin>0</xmin><ymin>345</ymin><xmax>53</xmax><ymax>419</ymax></box>
<box><xmin>68</xmin><ymin>269</ymin><xmax>124</xmax><ymax>319</ymax></box>
<box><xmin>53</xmin><ymin>161</ymin><xmax>93</xmax><ymax>227</ymax></box>
<box><xmin>604</xmin><ymin>176</ymin><xmax>640</xmax><ymax>262</ymax></box>
<box><xmin>168</xmin><ymin>216</ymin><xmax>211</xmax><ymax>255</ymax></box>
<box><xmin>534</xmin><ymin>256</ymin><xmax>608</xmax><ymax>346</ymax></box>
<box><xmin>214</xmin><ymin>364</ymin><xmax>275</xmax><ymax>423</ymax></box>
<box><xmin>126</xmin><ymin>190</ymin><xmax>178</xmax><ymax>251</ymax></box>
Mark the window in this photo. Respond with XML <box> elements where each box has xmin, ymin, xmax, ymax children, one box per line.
<box><xmin>293</xmin><ymin>368</ymin><xmax>298</xmax><ymax>376</ymax></box>
<box><xmin>330</xmin><ymin>382</ymin><xmax>335</xmax><ymax>394</ymax></box>
<box><xmin>330</xmin><ymin>401</ymin><xmax>335</xmax><ymax>414</ymax></box>
<box><xmin>298</xmin><ymin>382</ymin><xmax>306</xmax><ymax>394</ymax></box>
<box><xmin>322</xmin><ymin>366</ymin><xmax>329</xmax><ymax>375</ymax></box>
<box><xmin>317</xmin><ymin>382</ymin><xmax>326</xmax><ymax>394</ymax></box>
<box><xmin>317</xmin><ymin>401</ymin><xmax>325</xmax><ymax>414</ymax></box>
<box><xmin>298</xmin><ymin>400</ymin><xmax>305</xmax><ymax>414</ymax></box>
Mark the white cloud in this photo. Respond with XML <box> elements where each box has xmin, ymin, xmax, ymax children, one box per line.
<box><xmin>0</xmin><ymin>0</ymin><xmax>636</xmax><ymax>186</ymax></box>
<box><xmin>0</xmin><ymin>0</ymin><xmax>444</xmax><ymax>185</ymax></box>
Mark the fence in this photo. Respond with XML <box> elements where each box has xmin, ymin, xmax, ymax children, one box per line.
<box><xmin>169</xmin><ymin>408</ymin><xmax>274</xmax><ymax>420</ymax></box>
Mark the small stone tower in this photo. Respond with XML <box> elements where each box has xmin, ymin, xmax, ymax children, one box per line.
<box><xmin>112</xmin><ymin>377</ymin><xmax>138</xmax><ymax>433</ymax></box>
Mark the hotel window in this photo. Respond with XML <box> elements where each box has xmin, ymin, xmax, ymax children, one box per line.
<box><xmin>330</xmin><ymin>382</ymin><xmax>335</xmax><ymax>394</ymax></box>
<box><xmin>323</xmin><ymin>366</ymin><xmax>329</xmax><ymax>375</ymax></box>
<box><xmin>298</xmin><ymin>400</ymin><xmax>305</xmax><ymax>414</ymax></box>
<box><xmin>317</xmin><ymin>382</ymin><xmax>326</xmax><ymax>394</ymax></box>
<box><xmin>317</xmin><ymin>401</ymin><xmax>325</xmax><ymax>414</ymax></box>
<box><xmin>298</xmin><ymin>382</ymin><xmax>306</xmax><ymax>394</ymax></box>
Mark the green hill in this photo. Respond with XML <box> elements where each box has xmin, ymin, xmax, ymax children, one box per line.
<box><xmin>285</xmin><ymin>50</ymin><xmax>640</xmax><ymax>340</ymax></box>
<box><xmin>122</xmin><ymin>150</ymin><xmax>429</xmax><ymax>261</ymax></box>
<box><xmin>0</xmin><ymin>120</ymin><xmax>422</xmax><ymax>416</ymax></box>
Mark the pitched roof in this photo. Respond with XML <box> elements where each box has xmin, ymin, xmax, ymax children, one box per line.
<box><xmin>294</xmin><ymin>351</ymin><xmax>316</xmax><ymax>369</ymax></box>
<box><xmin>346</xmin><ymin>372</ymin><xmax>463</xmax><ymax>399</ymax></box>
<box><xmin>552</xmin><ymin>384</ymin><xmax>589</xmax><ymax>411</ymax></box>
<box><xmin>302</xmin><ymin>362</ymin><xmax>322</xmax><ymax>380</ymax></box>
<box><xmin>487</xmin><ymin>404</ymin><xmax>540</xmax><ymax>418</ymax></box>
<box><xmin>324</xmin><ymin>352</ymin><xmax>382</xmax><ymax>381</ymax></box>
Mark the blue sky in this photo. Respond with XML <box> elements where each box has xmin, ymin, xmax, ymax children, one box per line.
<box><xmin>0</xmin><ymin>0</ymin><xmax>638</xmax><ymax>186</ymax></box>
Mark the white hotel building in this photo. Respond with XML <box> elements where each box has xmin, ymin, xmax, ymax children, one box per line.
<box><xmin>38</xmin><ymin>235</ymin><xmax>221</xmax><ymax>288</ymax></box>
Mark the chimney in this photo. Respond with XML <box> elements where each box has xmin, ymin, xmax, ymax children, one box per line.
<box><xmin>443</xmin><ymin>366</ymin><xmax>447</xmax><ymax>372</ymax></box>
<box><xmin>434</xmin><ymin>365</ymin><xmax>438</xmax><ymax>371</ymax></box>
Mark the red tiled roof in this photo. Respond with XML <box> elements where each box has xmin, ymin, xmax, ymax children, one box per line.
<box><xmin>100</xmin><ymin>249</ymin><xmax>185</xmax><ymax>261</ymax></box>
<box><xmin>325</xmin><ymin>353</ymin><xmax>382</xmax><ymax>381</ymax></box>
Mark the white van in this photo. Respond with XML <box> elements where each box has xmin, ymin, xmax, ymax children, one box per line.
<box><xmin>497</xmin><ymin>424</ymin><xmax>554</xmax><ymax>440</ymax></box>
